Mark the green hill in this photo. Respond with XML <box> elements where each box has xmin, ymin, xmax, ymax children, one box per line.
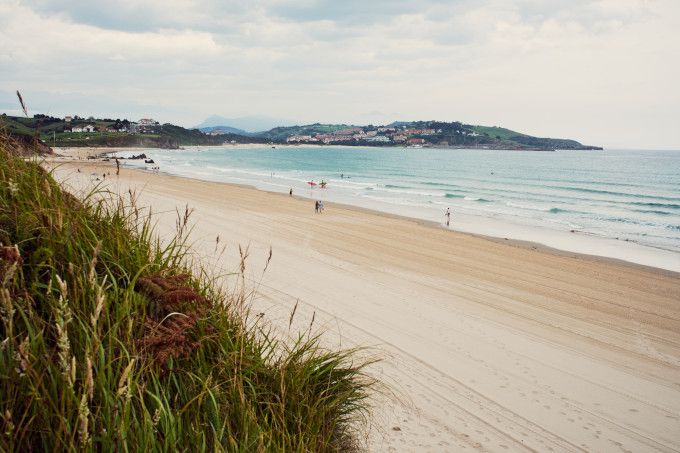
<box><xmin>0</xmin><ymin>114</ymin><xmax>265</xmax><ymax>149</ymax></box>
<box><xmin>250</xmin><ymin>121</ymin><xmax>601</xmax><ymax>150</ymax></box>
<box><xmin>468</xmin><ymin>125</ymin><xmax>594</xmax><ymax>150</ymax></box>
<box><xmin>1</xmin><ymin>113</ymin><xmax>601</xmax><ymax>150</ymax></box>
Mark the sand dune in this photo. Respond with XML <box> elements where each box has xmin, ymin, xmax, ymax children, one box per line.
<box><xmin>49</xmin><ymin>160</ymin><xmax>680</xmax><ymax>452</ymax></box>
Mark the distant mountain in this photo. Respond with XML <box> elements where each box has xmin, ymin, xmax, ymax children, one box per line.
<box><xmin>195</xmin><ymin>115</ymin><xmax>296</xmax><ymax>133</ymax></box>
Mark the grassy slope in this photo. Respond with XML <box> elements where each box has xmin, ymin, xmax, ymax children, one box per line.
<box><xmin>258</xmin><ymin>124</ymin><xmax>352</xmax><ymax>141</ymax></box>
<box><xmin>0</xmin><ymin>137</ymin><xmax>373</xmax><ymax>451</ymax></box>
<box><xmin>470</xmin><ymin>125</ymin><xmax>586</xmax><ymax>149</ymax></box>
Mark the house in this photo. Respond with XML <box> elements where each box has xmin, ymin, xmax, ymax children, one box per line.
<box><xmin>286</xmin><ymin>135</ymin><xmax>314</xmax><ymax>142</ymax></box>
<box><xmin>64</xmin><ymin>116</ymin><xmax>72</xmax><ymax>123</ymax></box>
<box><xmin>366</xmin><ymin>135</ymin><xmax>390</xmax><ymax>142</ymax></box>
<box><xmin>138</xmin><ymin>118</ymin><xmax>159</xmax><ymax>126</ymax></box>
<box><xmin>407</xmin><ymin>138</ymin><xmax>426</xmax><ymax>145</ymax></box>
<box><xmin>71</xmin><ymin>124</ymin><xmax>95</xmax><ymax>133</ymax></box>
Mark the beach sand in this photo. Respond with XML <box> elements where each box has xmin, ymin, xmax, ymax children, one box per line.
<box><xmin>47</xmin><ymin>159</ymin><xmax>680</xmax><ymax>452</ymax></box>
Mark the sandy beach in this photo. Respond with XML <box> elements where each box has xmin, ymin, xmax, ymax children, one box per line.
<box><xmin>47</xmin><ymin>157</ymin><xmax>680</xmax><ymax>452</ymax></box>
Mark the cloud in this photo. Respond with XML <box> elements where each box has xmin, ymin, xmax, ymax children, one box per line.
<box><xmin>1</xmin><ymin>0</ymin><xmax>679</xmax><ymax>148</ymax></box>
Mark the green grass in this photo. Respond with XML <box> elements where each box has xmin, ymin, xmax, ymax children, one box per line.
<box><xmin>0</xmin><ymin>135</ymin><xmax>375</xmax><ymax>451</ymax></box>
<box><xmin>469</xmin><ymin>125</ymin><xmax>524</xmax><ymax>140</ymax></box>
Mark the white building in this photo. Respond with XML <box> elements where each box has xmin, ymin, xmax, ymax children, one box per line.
<box><xmin>366</xmin><ymin>135</ymin><xmax>390</xmax><ymax>142</ymax></box>
<box><xmin>71</xmin><ymin>124</ymin><xmax>95</xmax><ymax>133</ymax></box>
<box><xmin>286</xmin><ymin>135</ymin><xmax>314</xmax><ymax>142</ymax></box>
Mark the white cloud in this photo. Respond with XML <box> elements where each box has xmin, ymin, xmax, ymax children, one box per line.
<box><xmin>0</xmin><ymin>0</ymin><xmax>678</xmax><ymax>148</ymax></box>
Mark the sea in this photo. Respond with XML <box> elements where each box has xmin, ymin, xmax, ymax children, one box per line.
<box><xmin>114</xmin><ymin>146</ymin><xmax>680</xmax><ymax>271</ymax></box>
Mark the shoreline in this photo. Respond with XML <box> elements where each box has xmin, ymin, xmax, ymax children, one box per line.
<box><xmin>44</xmin><ymin>157</ymin><xmax>680</xmax><ymax>451</ymax></box>
<box><xmin>48</xmin><ymin>150</ymin><xmax>680</xmax><ymax>274</ymax></box>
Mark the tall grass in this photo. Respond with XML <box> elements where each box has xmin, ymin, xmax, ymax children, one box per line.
<box><xmin>0</xmin><ymin>137</ymin><xmax>374</xmax><ymax>451</ymax></box>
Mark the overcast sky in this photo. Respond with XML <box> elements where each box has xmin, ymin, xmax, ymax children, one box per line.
<box><xmin>1</xmin><ymin>0</ymin><xmax>678</xmax><ymax>148</ymax></box>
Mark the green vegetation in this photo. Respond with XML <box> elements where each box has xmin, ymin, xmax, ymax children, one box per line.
<box><xmin>0</xmin><ymin>136</ymin><xmax>374</xmax><ymax>451</ymax></box>
<box><xmin>468</xmin><ymin>125</ymin><xmax>591</xmax><ymax>150</ymax></box>
<box><xmin>1</xmin><ymin>112</ymin><xmax>601</xmax><ymax>151</ymax></box>
<box><xmin>0</xmin><ymin>114</ymin><xmax>265</xmax><ymax>149</ymax></box>
<box><xmin>259</xmin><ymin>124</ymin><xmax>354</xmax><ymax>142</ymax></box>
<box><xmin>250</xmin><ymin>121</ymin><xmax>601</xmax><ymax>150</ymax></box>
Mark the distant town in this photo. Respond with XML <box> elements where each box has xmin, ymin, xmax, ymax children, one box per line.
<box><xmin>284</xmin><ymin>126</ymin><xmax>445</xmax><ymax>146</ymax></box>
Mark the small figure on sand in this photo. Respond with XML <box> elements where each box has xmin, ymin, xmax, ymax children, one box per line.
<box><xmin>445</xmin><ymin>208</ymin><xmax>451</xmax><ymax>227</ymax></box>
<box><xmin>314</xmin><ymin>200</ymin><xmax>320</xmax><ymax>213</ymax></box>
<box><xmin>289</xmin><ymin>188</ymin><xmax>293</xmax><ymax>197</ymax></box>
<box><xmin>115</xmin><ymin>158</ymin><xmax>120</xmax><ymax>176</ymax></box>
<box><xmin>319</xmin><ymin>201</ymin><xmax>324</xmax><ymax>213</ymax></box>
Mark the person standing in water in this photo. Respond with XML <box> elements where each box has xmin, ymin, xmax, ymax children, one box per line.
<box><xmin>445</xmin><ymin>208</ymin><xmax>451</xmax><ymax>227</ymax></box>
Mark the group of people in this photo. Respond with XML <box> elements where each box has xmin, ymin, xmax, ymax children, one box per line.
<box><xmin>314</xmin><ymin>200</ymin><xmax>325</xmax><ymax>213</ymax></box>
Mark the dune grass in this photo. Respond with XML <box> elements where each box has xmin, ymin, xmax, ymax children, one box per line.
<box><xmin>0</xmin><ymin>137</ymin><xmax>374</xmax><ymax>451</ymax></box>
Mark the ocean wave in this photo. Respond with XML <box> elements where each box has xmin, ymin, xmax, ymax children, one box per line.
<box><xmin>445</xmin><ymin>193</ymin><xmax>464</xmax><ymax>199</ymax></box>
<box><xmin>557</xmin><ymin>186</ymin><xmax>680</xmax><ymax>202</ymax></box>
<box><xmin>463</xmin><ymin>196</ymin><xmax>492</xmax><ymax>203</ymax></box>
<box><xmin>633</xmin><ymin>209</ymin><xmax>673</xmax><ymax>216</ymax></box>
<box><xmin>422</xmin><ymin>181</ymin><xmax>454</xmax><ymax>188</ymax></box>
<box><xmin>627</xmin><ymin>201</ymin><xmax>680</xmax><ymax>210</ymax></box>
<box><xmin>372</xmin><ymin>186</ymin><xmax>444</xmax><ymax>197</ymax></box>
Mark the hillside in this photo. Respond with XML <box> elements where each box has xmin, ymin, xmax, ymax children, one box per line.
<box><xmin>254</xmin><ymin>120</ymin><xmax>602</xmax><ymax>150</ymax></box>
<box><xmin>468</xmin><ymin>125</ymin><xmax>594</xmax><ymax>150</ymax></box>
<box><xmin>258</xmin><ymin>123</ymin><xmax>356</xmax><ymax>142</ymax></box>
<box><xmin>2</xmin><ymin>113</ymin><xmax>602</xmax><ymax>151</ymax></box>
<box><xmin>0</xmin><ymin>114</ymin><xmax>265</xmax><ymax>149</ymax></box>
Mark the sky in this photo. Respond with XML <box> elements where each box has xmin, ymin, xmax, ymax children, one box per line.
<box><xmin>1</xmin><ymin>0</ymin><xmax>679</xmax><ymax>148</ymax></box>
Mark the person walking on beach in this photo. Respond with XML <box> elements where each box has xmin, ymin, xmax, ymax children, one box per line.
<box><xmin>319</xmin><ymin>201</ymin><xmax>324</xmax><ymax>213</ymax></box>
<box><xmin>315</xmin><ymin>200</ymin><xmax>319</xmax><ymax>213</ymax></box>
<box><xmin>289</xmin><ymin>188</ymin><xmax>293</xmax><ymax>197</ymax></box>
<box><xmin>445</xmin><ymin>208</ymin><xmax>451</xmax><ymax>227</ymax></box>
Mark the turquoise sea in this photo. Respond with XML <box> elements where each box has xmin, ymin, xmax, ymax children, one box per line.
<box><xmin>119</xmin><ymin>146</ymin><xmax>680</xmax><ymax>259</ymax></box>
